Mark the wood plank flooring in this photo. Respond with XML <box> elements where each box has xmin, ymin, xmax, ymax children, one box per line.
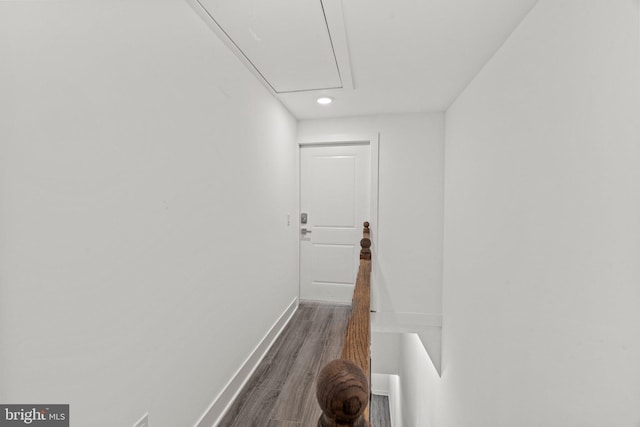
<box><xmin>217</xmin><ymin>303</ymin><xmax>347</xmax><ymax>427</ymax></box>
<box><xmin>370</xmin><ymin>395</ymin><xmax>392</xmax><ymax>427</ymax></box>
<box><xmin>217</xmin><ymin>302</ymin><xmax>390</xmax><ymax>427</ymax></box>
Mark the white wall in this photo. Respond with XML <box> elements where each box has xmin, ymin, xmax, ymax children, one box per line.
<box><xmin>372</xmin><ymin>332</ymin><xmax>441</xmax><ymax>427</ymax></box>
<box><xmin>442</xmin><ymin>1</ymin><xmax>640</xmax><ymax>426</ymax></box>
<box><xmin>398</xmin><ymin>333</ymin><xmax>440</xmax><ymax>427</ymax></box>
<box><xmin>298</xmin><ymin>114</ymin><xmax>445</xmax><ymax>317</ymax></box>
<box><xmin>0</xmin><ymin>2</ymin><xmax>298</xmax><ymax>427</ymax></box>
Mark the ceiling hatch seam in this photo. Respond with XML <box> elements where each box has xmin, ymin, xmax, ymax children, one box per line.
<box><xmin>195</xmin><ymin>0</ymin><xmax>345</xmax><ymax>94</ymax></box>
<box><xmin>319</xmin><ymin>0</ymin><xmax>344</xmax><ymax>89</ymax></box>
<box><xmin>194</xmin><ymin>0</ymin><xmax>278</xmax><ymax>93</ymax></box>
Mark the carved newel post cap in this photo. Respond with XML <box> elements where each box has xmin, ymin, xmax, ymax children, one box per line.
<box><xmin>360</xmin><ymin>236</ymin><xmax>372</xmax><ymax>260</ymax></box>
<box><xmin>316</xmin><ymin>359</ymin><xmax>369</xmax><ymax>427</ymax></box>
<box><xmin>360</xmin><ymin>238</ymin><xmax>371</xmax><ymax>250</ymax></box>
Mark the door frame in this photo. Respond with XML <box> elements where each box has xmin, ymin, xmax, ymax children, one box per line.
<box><xmin>297</xmin><ymin>133</ymin><xmax>380</xmax><ymax>305</ymax></box>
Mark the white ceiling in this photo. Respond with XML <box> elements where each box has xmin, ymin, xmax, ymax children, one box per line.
<box><xmin>191</xmin><ymin>0</ymin><xmax>539</xmax><ymax>119</ymax></box>
<box><xmin>198</xmin><ymin>0</ymin><xmax>345</xmax><ymax>93</ymax></box>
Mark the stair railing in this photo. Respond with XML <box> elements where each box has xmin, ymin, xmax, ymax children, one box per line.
<box><xmin>316</xmin><ymin>222</ymin><xmax>372</xmax><ymax>427</ymax></box>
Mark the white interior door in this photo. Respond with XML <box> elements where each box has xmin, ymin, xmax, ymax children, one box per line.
<box><xmin>299</xmin><ymin>144</ymin><xmax>370</xmax><ymax>303</ymax></box>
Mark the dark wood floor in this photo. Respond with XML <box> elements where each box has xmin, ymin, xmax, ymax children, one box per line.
<box><xmin>370</xmin><ymin>395</ymin><xmax>392</xmax><ymax>427</ymax></box>
<box><xmin>217</xmin><ymin>302</ymin><xmax>390</xmax><ymax>427</ymax></box>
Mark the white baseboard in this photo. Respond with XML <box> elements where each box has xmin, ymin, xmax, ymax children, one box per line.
<box><xmin>300</xmin><ymin>282</ymin><xmax>354</xmax><ymax>304</ymax></box>
<box><xmin>193</xmin><ymin>297</ymin><xmax>299</xmax><ymax>427</ymax></box>
<box><xmin>299</xmin><ymin>298</ymin><xmax>352</xmax><ymax>306</ymax></box>
<box><xmin>371</xmin><ymin>373</ymin><xmax>401</xmax><ymax>427</ymax></box>
<box><xmin>372</xmin><ymin>373</ymin><xmax>391</xmax><ymax>395</ymax></box>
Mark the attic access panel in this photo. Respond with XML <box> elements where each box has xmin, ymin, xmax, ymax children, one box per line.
<box><xmin>198</xmin><ymin>0</ymin><xmax>343</xmax><ymax>93</ymax></box>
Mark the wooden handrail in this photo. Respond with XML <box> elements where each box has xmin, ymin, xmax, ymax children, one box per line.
<box><xmin>316</xmin><ymin>222</ymin><xmax>372</xmax><ymax>427</ymax></box>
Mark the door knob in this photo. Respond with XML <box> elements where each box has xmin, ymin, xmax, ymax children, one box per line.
<box><xmin>301</xmin><ymin>228</ymin><xmax>312</xmax><ymax>235</ymax></box>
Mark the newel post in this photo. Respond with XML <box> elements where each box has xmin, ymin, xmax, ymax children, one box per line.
<box><xmin>360</xmin><ymin>222</ymin><xmax>371</xmax><ymax>260</ymax></box>
<box><xmin>316</xmin><ymin>359</ymin><xmax>370</xmax><ymax>427</ymax></box>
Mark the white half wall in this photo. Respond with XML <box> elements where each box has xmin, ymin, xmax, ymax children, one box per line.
<box><xmin>0</xmin><ymin>2</ymin><xmax>298</xmax><ymax>427</ymax></box>
<box><xmin>442</xmin><ymin>1</ymin><xmax>640</xmax><ymax>426</ymax></box>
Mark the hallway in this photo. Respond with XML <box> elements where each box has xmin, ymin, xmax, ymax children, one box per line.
<box><xmin>2</xmin><ymin>2</ymin><xmax>639</xmax><ymax>426</ymax></box>
<box><xmin>217</xmin><ymin>303</ymin><xmax>389</xmax><ymax>426</ymax></box>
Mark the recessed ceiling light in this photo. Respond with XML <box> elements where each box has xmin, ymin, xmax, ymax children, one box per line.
<box><xmin>317</xmin><ymin>96</ymin><xmax>333</xmax><ymax>105</ymax></box>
